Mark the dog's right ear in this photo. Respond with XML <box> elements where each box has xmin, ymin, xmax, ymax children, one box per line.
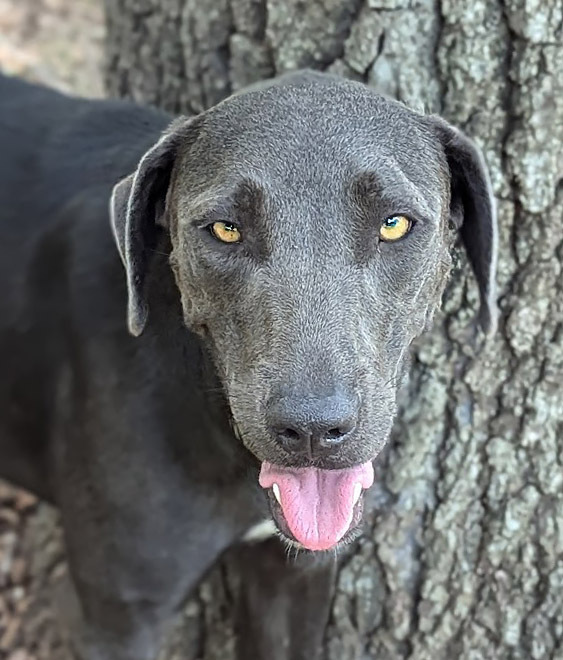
<box><xmin>110</xmin><ymin>118</ymin><xmax>191</xmax><ymax>337</ymax></box>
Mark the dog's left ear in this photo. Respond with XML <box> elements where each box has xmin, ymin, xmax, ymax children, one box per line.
<box><xmin>110</xmin><ymin>118</ymin><xmax>192</xmax><ymax>337</ymax></box>
<box><xmin>427</xmin><ymin>116</ymin><xmax>499</xmax><ymax>335</ymax></box>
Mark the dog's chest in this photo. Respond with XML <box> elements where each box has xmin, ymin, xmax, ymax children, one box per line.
<box><xmin>242</xmin><ymin>518</ymin><xmax>277</xmax><ymax>543</ymax></box>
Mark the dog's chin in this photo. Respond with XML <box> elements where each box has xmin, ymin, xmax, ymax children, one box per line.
<box><xmin>266</xmin><ymin>487</ymin><xmax>366</xmax><ymax>553</ymax></box>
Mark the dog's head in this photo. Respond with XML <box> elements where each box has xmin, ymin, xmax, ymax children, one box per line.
<box><xmin>111</xmin><ymin>71</ymin><xmax>497</xmax><ymax>551</ymax></box>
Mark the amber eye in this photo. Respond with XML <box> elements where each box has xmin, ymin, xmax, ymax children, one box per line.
<box><xmin>211</xmin><ymin>221</ymin><xmax>241</xmax><ymax>243</ymax></box>
<box><xmin>379</xmin><ymin>215</ymin><xmax>412</xmax><ymax>242</ymax></box>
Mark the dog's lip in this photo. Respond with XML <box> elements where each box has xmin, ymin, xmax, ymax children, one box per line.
<box><xmin>261</xmin><ymin>460</ymin><xmax>374</xmax><ymax>551</ymax></box>
<box><xmin>230</xmin><ymin>419</ymin><xmax>373</xmax><ymax>473</ymax></box>
<box><xmin>231</xmin><ymin>420</ymin><xmax>243</xmax><ymax>442</ymax></box>
<box><xmin>230</xmin><ymin>419</ymin><xmax>374</xmax><ymax>548</ymax></box>
<box><xmin>266</xmin><ymin>486</ymin><xmax>367</xmax><ymax>550</ymax></box>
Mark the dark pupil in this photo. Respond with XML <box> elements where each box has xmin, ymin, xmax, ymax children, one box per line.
<box><xmin>224</xmin><ymin>223</ymin><xmax>236</xmax><ymax>232</ymax></box>
<box><xmin>386</xmin><ymin>217</ymin><xmax>399</xmax><ymax>228</ymax></box>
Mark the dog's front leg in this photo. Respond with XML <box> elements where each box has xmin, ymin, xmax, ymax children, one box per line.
<box><xmin>231</xmin><ymin>537</ymin><xmax>337</xmax><ymax>660</ymax></box>
<box><xmin>53</xmin><ymin>454</ymin><xmax>240</xmax><ymax>660</ymax></box>
<box><xmin>58</xmin><ymin>542</ymin><xmax>215</xmax><ymax>660</ymax></box>
<box><xmin>57</xmin><ymin>577</ymin><xmax>172</xmax><ymax>660</ymax></box>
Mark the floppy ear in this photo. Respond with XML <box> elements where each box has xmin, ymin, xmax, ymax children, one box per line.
<box><xmin>110</xmin><ymin>121</ymin><xmax>186</xmax><ymax>337</ymax></box>
<box><xmin>428</xmin><ymin>117</ymin><xmax>499</xmax><ymax>335</ymax></box>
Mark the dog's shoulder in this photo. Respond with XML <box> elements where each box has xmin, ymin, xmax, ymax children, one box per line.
<box><xmin>0</xmin><ymin>74</ymin><xmax>173</xmax><ymax>340</ymax></box>
<box><xmin>0</xmin><ymin>72</ymin><xmax>172</xmax><ymax>203</ymax></box>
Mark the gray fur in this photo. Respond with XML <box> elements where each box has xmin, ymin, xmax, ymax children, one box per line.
<box><xmin>112</xmin><ymin>70</ymin><xmax>496</xmax><ymax>471</ymax></box>
<box><xmin>1</xmin><ymin>69</ymin><xmax>496</xmax><ymax>660</ymax></box>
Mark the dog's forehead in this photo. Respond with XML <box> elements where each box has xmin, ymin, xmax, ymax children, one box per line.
<box><xmin>187</xmin><ymin>82</ymin><xmax>444</xmax><ymax>187</ymax></box>
<box><xmin>173</xmin><ymin>80</ymin><xmax>448</xmax><ymax>230</ymax></box>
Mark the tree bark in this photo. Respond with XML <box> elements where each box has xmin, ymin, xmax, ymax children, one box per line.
<box><xmin>26</xmin><ymin>1</ymin><xmax>563</xmax><ymax>659</ymax></box>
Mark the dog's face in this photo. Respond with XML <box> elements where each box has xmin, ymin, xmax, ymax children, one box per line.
<box><xmin>111</xmin><ymin>72</ymin><xmax>497</xmax><ymax>551</ymax></box>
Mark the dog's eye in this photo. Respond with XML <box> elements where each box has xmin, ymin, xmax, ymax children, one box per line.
<box><xmin>211</xmin><ymin>221</ymin><xmax>242</xmax><ymax>244</ymax></box>
<box><xmin>379</xmin><ymin>215</ymin><xmax>412</xmax><ymax>242</ymax></box>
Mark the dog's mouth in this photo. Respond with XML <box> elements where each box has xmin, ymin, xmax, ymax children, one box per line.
<box><xmin>258</xmin><ymin>461</ymin><xmax>374</xmax><ymax>551</ymax></box>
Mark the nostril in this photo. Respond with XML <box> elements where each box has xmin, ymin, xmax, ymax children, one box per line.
<box><xmin>274</xmin><ymin>426</ymin><xmax>304</xmax><ymax>446</ymax></box>
<box><xmin>268</xmin><ymin>390</ymin><xmax>359</xmax><ymax>455</ymax></box>
<box><xmin>326</xmin><ymin>427</ymin><xmax>346</xmax><ymax>440</ymax></box>
<box><xmin>320</xmin><ymin>422</ymin><xmax>355</xmax><ymax>446</ymax></box>
<box><xmin>281</xmin><ymin>428</ymin><xmax>300</xmax><ymax>441</ymax></box>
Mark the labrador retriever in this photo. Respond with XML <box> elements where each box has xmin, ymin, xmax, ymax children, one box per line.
<box><xmin>0</xmin><ymin>69</ymin><xmax>496</xmax><ymax>659</ymax></box>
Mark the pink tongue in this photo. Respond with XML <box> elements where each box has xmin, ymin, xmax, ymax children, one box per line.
<box><xmin>259</xmin><ymin>461</ymin><xmax>374</xmax><ymax>551</ymax></box>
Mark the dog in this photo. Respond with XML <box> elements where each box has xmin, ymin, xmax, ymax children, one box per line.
<box><xmin>0</xmin><ymin>69</ymin><xmax>497</xmax><ymax>659</ymax></box>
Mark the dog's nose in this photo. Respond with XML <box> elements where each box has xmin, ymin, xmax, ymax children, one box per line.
<box><xmin>268</xmin><ymin>390</ymin><xmax>358</xmax><ymax>457</ymax></box>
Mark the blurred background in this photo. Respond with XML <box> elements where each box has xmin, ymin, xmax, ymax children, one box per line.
<box><xmin>0</xmin><ymin>0</ymin><xmax>104</xmax><ymax>95</ymax></box>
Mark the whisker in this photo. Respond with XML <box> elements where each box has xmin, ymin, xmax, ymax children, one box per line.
<box><xmin>147</xmin><ymin>248</ymin><xmax>171</xmax><ymax>258</ymax></box>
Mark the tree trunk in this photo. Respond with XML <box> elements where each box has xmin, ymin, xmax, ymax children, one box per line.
<box><xmin>25</xmin><ymin>1</ymin><xmax>563</xmax><ymax>659</ymax></box>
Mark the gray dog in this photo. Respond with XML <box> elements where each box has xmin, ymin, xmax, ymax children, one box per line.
<box><xmin>0</xmin><ymin>69</ymin><xmax>496</xmax><ymax>659</ymax></box>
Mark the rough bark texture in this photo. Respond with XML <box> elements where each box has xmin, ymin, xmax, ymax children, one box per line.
<box><xmin>13</xmin><ymin>0</ymin><xmax>563</xmax><ymax>658</ymax></box>
<box><xmin>107</xmin><ymin>1</ymin><xmax>563</xmax><ymax>658</ymax></box>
